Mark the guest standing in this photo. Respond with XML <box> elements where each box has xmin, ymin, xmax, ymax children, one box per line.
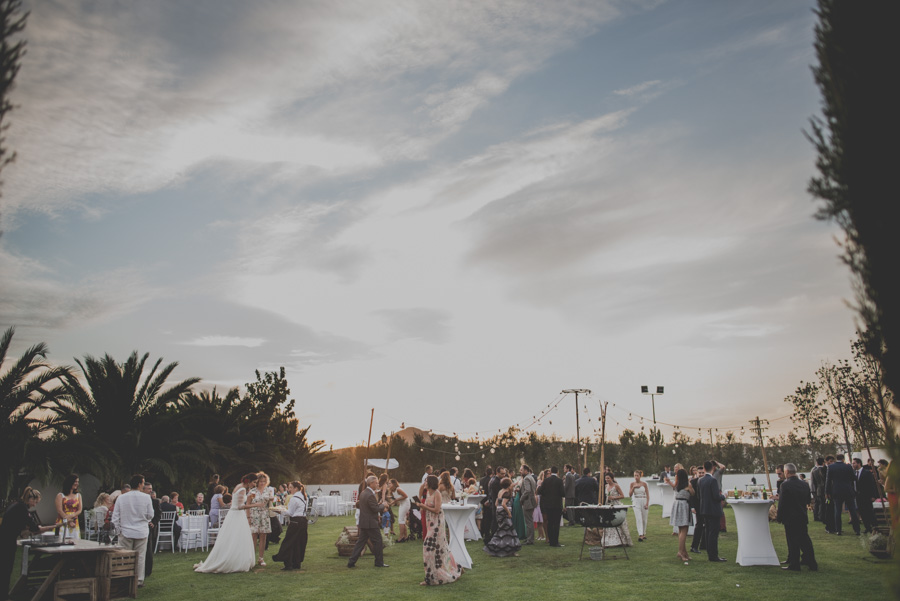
<box><xmin>777</xmin><ymin>463</ymin><xmax>817</xmax><ymax>571</ymax></box>
<box><xmin>417</xmin><ymin>475</ymin><xmax>462</xmax><ymax>585</ymax></box>
<box><xmin>537</xmin><ymin>466</ymin><xmax>566</xmax><ymax>547</ymax></box>
<box><xmin>112</xmin><ymin>475</ymin><xmax>155</xmax><ymax>587</ymax></box>
<box><xmin>479</xmin><ymin>467</ymin><xmax>495</xmax><ymax>541</ymax></box>
<box><xmin>564</xmin><ymin>465</ymin><xmax>577</xmax><ymax>525</ymax></box>
<box><xmin>853</xmin><ymin>458</ymin><xmax>878</xmax><ymax>533</ymax></box>
<box><xmin>825</xmin><ymin>454</ymin><xmax>861</xmax><ymax>535</ymax></box>
<box><xmin>484</xmin><ymin>477</ymin><xmax>521</xmax><ymax>557</ymax></box>
<box><xmin>519</xmin><ymin>465</ymin><xmax>537</xmax><ymax>545</ymax></box>
<box><xmin>209</xmin><ymin>486</ymin><xmax>225</xmax><ymax>527</ymax></box>
<box><xmin>272</xmin><ymin>481</ymin><xmax>308</xmax><ymax>571</ymax></box>
<box><xmin>669</xmin><ymin>469</ymin><xmax>693</xmax><ymax>562</ymax></box>
<box><xmin>55</xmin><ymin>474</ymin><xmax>82</xmax><ymax>539</ymax></box>
<box><xmin>602</xmin><ymin>475</ymin><xmax>633</xmax><ymax>547</ymax></box>
<box><xmin>248</xmin><ymin>472</ymin><xmax>273</xmax><ymax>566</ymax></box>
<box><xmin>629</xmin><ymin>471</ymin><xmax>650</xmax><ymax>542</ymax></box>
<box><xmin>347</xmin><ymin>476</ymin><xmax>388</xmax><ymax>568</ymax></box>
<box><xmin>1</xmin><ymin>488</ymin><xmax>55</xmax><ymax>598</ymax></box>
<box><xmin>389</xmin><ymin>480</ymin><xmax>411</xmax><ymax>542</ymax></box>
<box><xmin>698</xmin><ymin>461</ymin><xmax>726</xmax><ymax>562</ymax></box>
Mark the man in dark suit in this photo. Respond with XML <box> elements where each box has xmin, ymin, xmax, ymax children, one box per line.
<box><xmin>825</xmin><ymin>453</ymin><xmax>860</xmax><ymax>535</ymax></box>
<box><xmin>698</xmin><ymin>460</ymin><xmax>726</xmax><ymax>562</ymax></box>
<box><xmin>852</xmin><ymin>458</ymin><xmax>878</xmax><ymax>533</ymax></box>
<box><xmin>810</xmin><ymin>457</ymin><xmax>827</xmax><ymax>522</ymax></box>
<box><xmin>564</xmin><ymin>465</ymin><xmax>577</xmax><ymax>525</ymax></box>
<box><xmin>143</xmin><ymin>482</ymin><xmax>161</xmax><ymax>578</ymax></box>
<box><xmin>777</xmin><ymin>463</ymin><xmax>818</xmax><ymax>571</ymax></box>
<box><xmin>689</xmin><ymin>465</ymin><xmax>706</xmax><ymax>554</ymax></box>
<box><xmin>537</xmin><ymin>466</ymin><xmax>566</xmax><ymax>547</ymax></box>
<box><xmin>479</xmin><ymin>467</ymin><xmax>494</xmax><ymax>541</ymax></box>
<box><xmin>488</xmin><ymin>468</ymin><xmax>507</xmax><ymax>538</ymax></box>
<box><xmin>575</xmin><ymin>468</ymin><xmax>599</xmax><ymax>506</ymax></box>
<box><xmin>347</xmin><ymin>475</ymin><xmax>388</xmax><ymax>568</ymax></box>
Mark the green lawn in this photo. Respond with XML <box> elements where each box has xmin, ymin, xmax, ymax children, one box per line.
<box><xmin>32</xmin><ymin>507</ymin><xmax>900</xmax><ymax>601</ymax></box>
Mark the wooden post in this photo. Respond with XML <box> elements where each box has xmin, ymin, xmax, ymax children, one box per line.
<box><xmin>385</xmin><ymin>432</ymin><xmax>394</xmax><ymax>476</ymax></box>
<box><xmin>363</xmin><ymin>409</ymin><xmax>374</xmax><ymax>480</ymax></box>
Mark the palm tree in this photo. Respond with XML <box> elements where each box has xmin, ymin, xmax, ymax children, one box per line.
<box><xmin>0</xmin><ymin>326</ymin><xmax>69</xmax><ymax>498</ymax></box>
<box><xmin>49</xmin><ymin>351</ymin><xmax>200</xmax><ymax>490</ymax></box>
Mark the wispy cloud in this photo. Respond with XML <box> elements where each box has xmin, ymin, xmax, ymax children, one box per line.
<box><xmin>373</xmin><ymin>307</ymin><xmax>452</xmax><ymax>345</ymax></box>
<box><xmin>180</xmin><ymin>335</ymin><xmax>266</xmax><ymax>348</ymax></box>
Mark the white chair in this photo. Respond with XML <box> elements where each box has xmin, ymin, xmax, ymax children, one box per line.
<box><xmin>83</xmin><ymin>509</ymin><xmax>99</xmax><ymax>541</ymax></box>
<box><xmin>180</xmin><ymin>514</ymin><xmax>205</xmax><ymax>552</ymax></box>
<box><xmin>207</xmin><ymin>509</ymin><xmax>227</xmax><ymax>547</ymax></box>
<box><xmin>314</xmin><ymin>497</ymin><xmax>328</xmax><ymax>518</ymax></box>
<box><xmin>155</xmin><ymin>511</ymin><xmax>177</xmax><ymax>552</ymax></box>
<box><xmin>188</xmin><ymin>509</ymin><xmax>206</xmax><ymax>517</ymax></box>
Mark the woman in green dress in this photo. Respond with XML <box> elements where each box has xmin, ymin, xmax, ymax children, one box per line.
<box><xmin>512</xmin><ymin>478</ymin><xmax>527</xmax><ymax>539</ymax></box>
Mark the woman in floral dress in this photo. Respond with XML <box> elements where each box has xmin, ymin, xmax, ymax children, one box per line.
<box><xmin>416</xmin><ymin>475</ymin><xmax>462</xmax><ymax>586</ymax></box>
<box><xmin>55</xmin><ymin>474</ymin><xmax>83</xmax><ymax>540</ymax></box>
<box><xmin>247</xmin><ymin>472</ymin><xmax>273</xmax><ymax>566</ymax></box>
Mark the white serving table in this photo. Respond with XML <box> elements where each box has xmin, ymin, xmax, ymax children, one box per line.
<box><xmin>648</xmin><ymin>479</ymin><xmax>663</xmax><ymax>506</ymax></box>
<box><xmin>657</xmin><ymin>483</ymin><xmax>675</xmax><ymax>518</ymax></box>
<box><xmin>463</xmin><ymin>495</ymin><xmax>485</xmax><ymax>541</ymax></box>
<box><xmin>729</xmin><ymin>499</ymin><xmax>779</xmax><ymax>566</ymax></box>
<box><xmin>441</xmin><ymin>504</ymin><xmax>477</xmax><ymax>569</ymax></box>
<box><xmin>315</xmin><ymin>495</ymin><xmax>342</xmax><ymax>516</ymax></box>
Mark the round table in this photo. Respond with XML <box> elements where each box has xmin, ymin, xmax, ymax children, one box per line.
<box><xmin>729</xmin><ymin>498</ymin><xmax>779</xmax><ymax>566</ymax></box>
<box><xmin>441</xmin><ymin>504</ymin><xmax>477</xmax><ymax>569</ymax></box>
<box><xmin>463</xmin><ymin>495</ymin><xmax>485</xmax><ymax>541</ymax></box>
<box><xmin>657</xmin><ymin>482</ymin><xmax>675</xmax><ymax>518</ymax></box>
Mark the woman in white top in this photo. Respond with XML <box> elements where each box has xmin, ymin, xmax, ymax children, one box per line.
<box><xmin>389</xmin><ymin>479</ymin><xmax>411</xmax><ymax>542</ymax></box>
<box><xmin>629</xmin><ymin>471</ymin><xmax>650</xmax><ymax>542</ymax></box>
<box><xmin>194</xmin><ymin>473</ymin><xmax>260</xmax><ymax>573</ymax></box>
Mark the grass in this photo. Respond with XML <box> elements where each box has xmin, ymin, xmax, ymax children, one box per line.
<box><xmin>19</xmin><ymin>506</ymin><xmax>897</xmax><ymax>601</ymax></box>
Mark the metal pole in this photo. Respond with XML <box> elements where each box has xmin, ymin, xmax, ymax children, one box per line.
<box><xmin>575</xmin><ymin>391</ymin><xmax>581</xmax><ymax>472</ymax></box>
<box><xmin>651</xmin><ymin>393</ymin><xmax>659</xmax><ymax>468</ymax></box>
<box><xmin>363</xmin><ymin>409</ymin><xmax>374</xmax><ymax>480</ymax></box>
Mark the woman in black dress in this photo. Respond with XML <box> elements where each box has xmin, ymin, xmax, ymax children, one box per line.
<box><xmin>483</xmin><ymin>478</ymin><xmax>521</xmax><ymax>557</ymax></box>
<box><xmin>1</xmin><ymin>488</ymin><xmax>55</xmax><ymax>598</ymax></box>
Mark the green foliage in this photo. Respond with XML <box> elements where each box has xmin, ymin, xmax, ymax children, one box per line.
<box><xmin>0</xmin><ymin>326</ymin><xmax>69</xmax><ymax>498</ymax></box>
<box><xmin>785</xmin><ymin>380</ymin><xmax>827</xmax><ymax>444</ymax></box>
<box><xmin>0</xmin><ymin>0</ymin><xmax>26</xmax><ymax>190</ymax></box>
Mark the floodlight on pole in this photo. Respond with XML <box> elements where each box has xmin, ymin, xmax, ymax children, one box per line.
<box><xmin>641</xmin><ymin>385</ymin><xmax>665</xmax><ymax>467</ymax></box>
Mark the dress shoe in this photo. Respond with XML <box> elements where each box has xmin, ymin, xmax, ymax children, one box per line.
<box><xmin>347</xmin><ymin>563</ymin><xmax>356</xmax><ymax>568</ymax></box>
<box><xmin>374</xmin><ymin>564</ymin><xmax>390</xmax><ymax>568</ymax></box>
<box><xmin>710</xmin><ymin>557</ymin><xmax>727</xmax><ymax>562</ymax></box>
<box><xmin>281</xmin><ymin>567</ymin><xmax>294</xmax><ymax>571</ymax></box>
<box><xmin>689</xmin><ymin>548</ymin><xmax>700</xmax><ymax>554</ymax></box>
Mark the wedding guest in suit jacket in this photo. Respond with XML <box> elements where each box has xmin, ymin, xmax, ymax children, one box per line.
<box><xmin>158</xmin><ymin>496</ymin><xmax>181</xmax><ymax>550</ymax></box>
<box><xmin>825</xmin><ymin>454</ymin><xmax>860</xmax><ymax>535</ymax></box>
<box><xmin>537</xmin><ymin>466</ymin><xmax>566</xmax><ymax>547</ymax></box>
<box><xmin>479</xmin><ymin>467</ymin><xmax>494</xmax><ymax>542</ymax></box>
<box><xmin>852</xmin><ymin>458</ymin><xmax>878</xmax><ymax>533</ymax></box>
<box><xmin>564</xmin><ymin>465</ymin><xmax>577</xmax><ymax>525</ymax></box>
<box><xmin>698</xmin><ymin>460</ymin><xmax>726</xmax><ymax>562</ymax></box>
<box><xmin>519</xmin><ymin>465</ymin><xmax>538</xmax><ymax>545</ymax></box>
<box><xmin>143</xmin><ymin>482</ymin><xmax>161</xmax><ymax>577</ymax></box>
<box><xmin>810</xmin><ymin>457</ymin><xmax>827</xmax><ymax>522</ymax></box>
<box><xmin>575</xmin><ymin>468</ymin><xmax>600</xmax><ymax>506</ymax></box>
<box><xmin>777</xmin><ymin>463</ymin><xmax>818</xmax><ymax>571</ymax></box>
<box><xmin>347</xmin><ymin>476</ymin><xmax>388</xmax><ymax>568</ymax></box>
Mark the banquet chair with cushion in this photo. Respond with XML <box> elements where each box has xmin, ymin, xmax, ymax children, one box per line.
<box><xmin>155</xmin><ymin>511</ymin><xmax>177</xmax><ymax>552</ymax></box>
<box><xmin>83</xmin><ymin>509</ymin><xmax>100</xmax><ymax>541</ymax></box>
<box><xmin>180</xmin><ymin>514</ymin><xmax>205</xmax><ymax>552</ymax></box>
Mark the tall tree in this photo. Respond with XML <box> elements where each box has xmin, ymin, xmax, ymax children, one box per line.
<box><xmin>817</xmin><ymin>361</ymin><xmax>855</xmax><ymax>458</ymax></box>
<box><xmin>0</xmin><ymin>0</ymin><xmax>26</xmax><ymax>203</ymax></box>
<box><xmin>808</xmin><ymin>1</ymin><xmax>899</xmax><ymax>440</ymax></box>
<box><xmin>0</xmin><ymin>327</ymin><xmax>68</xmax><ymax>498</ymax></box>
<box><xmin>49</xmin><ymin>351</ymin><xmax>200</xmax><ymax>489</ymax></box>
<box><xmin>785</xmin><ymin>380</ymin><xmax>828</xmax><ymax>444</ymax></box>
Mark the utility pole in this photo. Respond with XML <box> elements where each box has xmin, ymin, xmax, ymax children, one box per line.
<box><xmin>363</xmin><ymin>409</ymin><xmax>374</xmax><ymax>480</ymax></box>
<box><xmin>562</xmin><ymin>389</ymin><xmax>591</xmax><ymax>472</ymax></box>
<box><xmin>750</xmin><ymin>416</ymin><xmax>772</xmax><ymax>493</ymax></box>
<box><xmin>641</xmin><ymin>386</ymin><xmax>665</xmax><ymax>468</ymax></box>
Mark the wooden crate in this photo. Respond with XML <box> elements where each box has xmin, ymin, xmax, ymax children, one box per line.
<box><xmin>96</xmin><ymin>550</ymin><xmax>137</xmax><ymax>600</ymax></box>
<box><xmin>53</xmin><ymin>577</ymin><xmax>97</xmax><ymax>601</ymax></box>
<box><xmin>335</xmin><ymin>526</ymin><xmax>372</xmax><ymax>557</ymax></box>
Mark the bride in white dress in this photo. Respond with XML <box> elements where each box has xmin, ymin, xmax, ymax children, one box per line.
<box><xmin>194</xmin><ymin>474</ymin><xmax>259</xmax><ymax>573</ymax></box>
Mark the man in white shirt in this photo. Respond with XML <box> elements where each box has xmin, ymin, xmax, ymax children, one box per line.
<box><xmin>450</xmin><ymin>467</ymin><xmax>463</xmax><ymax>493</ymax></box>
<box><xmin>112</xmin><ymin>474</ymin><xmax>154</xmax><ymax>587</ymax></box>
<box><xmin>421</xmin><ymin>465</ymin><xmax>433</xmax><ymax>484</ymax></box>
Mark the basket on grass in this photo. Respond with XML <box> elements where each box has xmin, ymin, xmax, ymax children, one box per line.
<box><xmin>335</xmin><ymin>526</ymin><xmax>367</xmax><ymax>557</ymax></box>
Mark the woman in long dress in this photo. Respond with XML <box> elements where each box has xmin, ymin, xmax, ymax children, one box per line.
<box><xmin>194</xmin><ymin>473</ymin><xmax>259</xmax><ymax>573</ymax></box>
<box><xmin>484</xmin><ymin>477</ymin><xmax>521</xmax><ymax>557</ymax></box>
<box><xmin>669</xmin><ymin>469</ymin><xmax>694</xmax><ymax>562</ymax></box>
<box><xmin>417</xmin><ymin>475</ymin><xmax>462</xmax><ymax>586</ymax></box>
<box><xmin>602</xmin><ymin>475</ymin><xmax>633</xmax><ymax>547</ymax></box>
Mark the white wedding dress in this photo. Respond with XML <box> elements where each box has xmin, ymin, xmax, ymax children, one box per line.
<box><xmin>194</xmin><ymin>486</ymin><xmax>256</xmax><ymax>573</ymax></box>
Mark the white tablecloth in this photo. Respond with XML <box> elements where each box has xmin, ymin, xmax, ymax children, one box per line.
<box><xmin>176</xmin><ymin>515</ymin><xmax>208</xmax><ymax>550</ymax></box>
<box><xmin>730</xmin><ymin>499</ymin><xmax>778</xmax><ymax>566</ymax></box>
<box><xmin>657</xmin><ymin>483</ymin><xmax>675</xmax><ymax>518</ymax></box>
<box><xmin>463</xmin><ymin>495</ymin><xmax>485</xmax><ymax>541</ymax></box>
<box><xmin>441</xmin><ymin>505</ymin><xmax>477</xmax><ymax>569</ymax></box>
<box><xmin>315</xmin><ymin>495</ymin><xmax>342</xmax><ymax>517</ymax></box>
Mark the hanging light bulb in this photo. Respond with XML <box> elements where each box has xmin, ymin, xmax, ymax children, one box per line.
<box><xmin>455</xmin><ymin>455</ymin><xmax>460</xmax><ymax>461</ymax></box>
<box><xmin>482</xmin><ymin>454</ymin><xmax>485</xmax><ymax>459</ymax></box>
<box><xmin>628</xmin><ymin>413</ymin><xmax>632</xmax><ymax>421</ymax></box>
<box><xmin>490</xmin><ymin>448</ymin><xmax>496</xmax><ymax>454</ymax></box>
<box><xmin>474</xmin><ymin>461</ymin><xmax>478</xmax><ymax>467</ymax></box>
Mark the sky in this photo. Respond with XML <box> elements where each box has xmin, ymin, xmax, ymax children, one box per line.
<box><xmin>1</xmin><ymin>0</ymin><xmax>859</xmax><ymax>450</ymax></box>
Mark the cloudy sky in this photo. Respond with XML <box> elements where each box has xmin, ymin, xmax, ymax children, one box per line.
<box><xmin>2</xmin><ymin>0</ymin><xmax>857</xmax><ymax>449</ymax></box>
